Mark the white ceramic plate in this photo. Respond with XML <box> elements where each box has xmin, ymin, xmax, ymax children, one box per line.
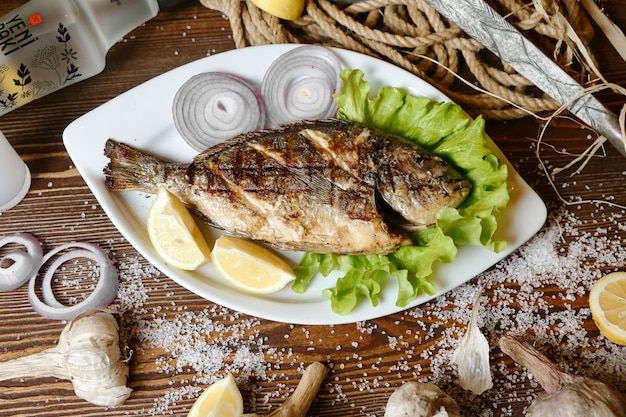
<box><xmin>63</xmin><ymin>44</ymin><xmax>547</xmax><ymax>325</ymax></box>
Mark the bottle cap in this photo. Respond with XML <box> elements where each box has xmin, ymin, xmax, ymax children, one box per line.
<box><xmin>0</xmin><ymin>131</ymin><xmax>30</xmax><ymax>212</ymax></box>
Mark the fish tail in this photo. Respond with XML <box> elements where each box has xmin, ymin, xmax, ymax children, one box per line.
<box><xmin>104</xmin><ymin>139</ymin><xmax>166</xmax><ymax>193</ymax></box>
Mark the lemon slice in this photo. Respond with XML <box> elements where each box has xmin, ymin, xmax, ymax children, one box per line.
<box><xmin>250</xmin><ymin>0</ymin><xmax>304</xmax><ymax>20</ymax></box>
<box><xmin>589</xmin><ymin>271</ymin><xmax>626</xmax><ymax>345</ymax></box>
<box><xmin>211</xmin><ymin>235</ymin><xmax>296</xmax><ymax>294</ymax></box>
<box><xmin>187</xmin><ymin>373</ymin><xmax>243</xmax><ymax>417</ymax></box>
<box><xmin>147</xmin><ymin>185</ymin><xmax>211</xmax><ymax>270</ymax></box>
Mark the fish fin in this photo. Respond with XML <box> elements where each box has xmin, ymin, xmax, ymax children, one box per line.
<box><xmin>289</xmin><ymin>167</ymin><xmax>333</xmax><ymax>204</ymax></box>
<box><xmin>103</xmin><ymin>139</ymin><xmax>167</xmax><ymax>193</ymax></box>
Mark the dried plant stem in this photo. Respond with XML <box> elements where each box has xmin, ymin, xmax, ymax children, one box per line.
<box><xmin>417</xmin><ymin>49</ymin><xmax>626</xmax><ymax>212</ymax></box>
<box><xmin>407</xmin><ymin>52</ymin><xmax>548</xmax><ymax>120</ymax></box>
<box><xmin>415</xmin><ymin>51</ymin><xmax>626</xmax><ymax>211</ymax></box>
<box><xmin>580</xmin><ymin>0</ymin><xmax>626</xmax><ymax>63</ymax></box>
<box><xmin>534</xmin><ymin>83</ymin><xmax>626</xmax><ymax>208</ymax></box>
<box><xmin>499</xmin><ymin>336</ymin><xmax>571</xmax><ymax>394</ymax></box>
<box><xmin>243</xmin><ymin>362</ymin><xmax>328</xmax><ymax>417</ymax></box>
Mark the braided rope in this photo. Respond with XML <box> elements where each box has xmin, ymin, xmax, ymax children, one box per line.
<box><xmin>199</xmin><ymin>0</ymin><xmax>596</xmax><ymax>119</ymax></box>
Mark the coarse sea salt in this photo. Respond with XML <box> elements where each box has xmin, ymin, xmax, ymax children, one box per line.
<box><xmin>108</xmin><ymin>204</ymin><xmax>626</xmax><ymax>416</ymax></box>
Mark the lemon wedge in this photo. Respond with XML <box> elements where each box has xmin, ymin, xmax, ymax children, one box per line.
<box><xmin>250</xmin><ymin>0</ymin><xmax>305</xmax><ymax>20</ymax></box>
<box><xmin>589</xmin><ymin>271</ymin><xmax>626</xmax><ymax>346</ymax></box>
<box><xmin>187</xmin><ymin>373</ymin><xmax>243</xmax><ymax>417</ymax></box>
<box><xmin>147</xmin><ymin>185</ymin><xmax>211</xmax><ymax>270</ymax></box>
<box><xmin>211</xmin><ymin>235</ymin><xmax>296</xmax><ymax>294</ymax></box>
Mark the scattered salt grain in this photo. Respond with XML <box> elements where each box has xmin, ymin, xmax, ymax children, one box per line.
<box><xmin>99</xmin><ymin>201</ymin><xmax>626</xmax><ymax>416</ymax></box>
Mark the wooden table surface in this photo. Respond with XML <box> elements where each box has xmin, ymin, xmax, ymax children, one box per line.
<box><xmin>1</xmin><ymin>1</ymin><xmax>626</xmax><ymax>416</ymax></box>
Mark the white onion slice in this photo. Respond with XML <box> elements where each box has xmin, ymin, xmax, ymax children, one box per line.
<box><xmin>173</xmin><ymin>72</ymin><xmax>266</xmax><ymax>151</ymax></box>
<box><xmin>261</xmin><ymin>45</ymin><xmax>343</xmax><ymax>126</ymax></box>
<box><xmin>0</xmin><ymin>233</ymin><xmax>43</xmax><ymax>292</ymax></box>
<box><xmin>28</xmin><ymin>242</ymin><xmax>119</xmax><ymax>321</ymax></box>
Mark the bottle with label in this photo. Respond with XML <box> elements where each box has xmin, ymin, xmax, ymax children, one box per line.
<box><xmin>0</xmin><ymin>0</ymin><xmax>186</xmax><ymax>115</ymax></box>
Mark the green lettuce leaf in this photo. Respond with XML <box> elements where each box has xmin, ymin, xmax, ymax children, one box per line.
<box><xmin>293</xmin><ymin>69</ymin><xmax>510</xmax><ymax>315</ymax></box>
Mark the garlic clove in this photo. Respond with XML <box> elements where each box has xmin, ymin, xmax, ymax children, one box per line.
<box><xmin>384</xmin><ymin>382</ymin><xmax>460</xmax><ymax>417</ymax></box>
<box><xmin>450</xmin><ymin>287</ymin><xmax>493</xmax><ymax>395</ymax></box>
<box><xmin>500</xmin><ymin>336</ymin><xmax>626</xmax><ymax>417</ymax></box>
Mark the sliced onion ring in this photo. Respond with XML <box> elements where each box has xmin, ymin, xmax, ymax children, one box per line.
<box><xmin>0</xmin><ymin>233</ymin><xmax>43</xmax><ymax>292</ymax></box>
<box><xmin>173</xmin><ymin>72</ymin><xmax>266</xmax><ymax>151</ymax></box>
<box><xmin>261</xmin><ymin>45</ymin><xmax>343</xmax><ymax>126</ymax></box>
<box><xmin>28</xmin><ymin>242</ymin><xmax>119</xmax><ymax>321</ymax></box>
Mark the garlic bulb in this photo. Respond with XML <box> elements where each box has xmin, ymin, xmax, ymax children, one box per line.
<box><xmin>450</xmin><ymin>288</ymin><xmax>493</xmax><ymax>395</ymax></box>
<box><xmin>500</xmin><ymin>336</ymin><xmax>626</xmax><ymax>416</ymax></box>
<box><xmin>0</xmin><ymin>310</ymin><xmax>132</xmax><ymax>407</ymax></box>
<box><xmin>384</xmin><ymin>382</ymin><xmax>460</xmax><ymax>417</ymax></box>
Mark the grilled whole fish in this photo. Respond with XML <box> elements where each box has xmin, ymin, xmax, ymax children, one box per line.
<box><xmin>104</xmin><ymin>119</ymin><xmax>469</xmax><ymax>255</ymax></box>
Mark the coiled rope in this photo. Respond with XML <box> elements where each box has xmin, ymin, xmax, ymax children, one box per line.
<box><xmin>200</xmin><ymin>0</ymin><xmax>596</xmax><ymax>119</ymax></box>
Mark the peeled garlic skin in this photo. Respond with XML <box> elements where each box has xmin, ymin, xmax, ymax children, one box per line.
<box><xmin>528</xmin><ymin>377</ymin><xmax>626</xmax><ymax>417</ymax></box>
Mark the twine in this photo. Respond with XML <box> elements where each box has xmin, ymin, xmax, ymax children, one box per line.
<box><xmin>199</xmin><ymin>0</ymin><xmax>597</xmax><ymax>119</ymax></box>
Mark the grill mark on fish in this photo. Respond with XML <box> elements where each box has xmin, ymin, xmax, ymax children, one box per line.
<box><xmin>247</xmin><ymin>142</ymin><xmax>288</xmax><ymax>166</ymax></box>
<box><xmin>104</xmin><ymin>119</ymin><xmax>470</xmax><ymax>255</ymax></box>
<box><xmin>244</xmin><ymin>127</ymin><xmax>378</xmax><ymax>222</ymax></box>
<box><xmin>205</xmin><ymin>159</ymin><xmax>274</xmax><ymax>215</ymax></box>
<box><xmin>300</xmin><ymin>128</ymin><xmax>356</xmax><ymax>173</ymax></box>
<box><xmin>246</xmin><ymin>142</ymin><xmax>331</xmax><ymax>207</ymax></box>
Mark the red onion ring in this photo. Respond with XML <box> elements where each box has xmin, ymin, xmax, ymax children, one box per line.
<box><xmin>173</xmin><ymin>72</ymin><xmax>266</xmax><ymax>151</ymax></box>
<box><xmin>0</xmin><ymin>233</ymin><xmax>43</xmax><ymax>292</ymax></box>
<box><xmin>261</xmin><ymin>45</ymin><xmax>343</xmax><ymax>126</ymax></box>
<box><xmin>28</xmin><ymin>242</ymin><xmax>119</xmax><ymax>320</ymax></box>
